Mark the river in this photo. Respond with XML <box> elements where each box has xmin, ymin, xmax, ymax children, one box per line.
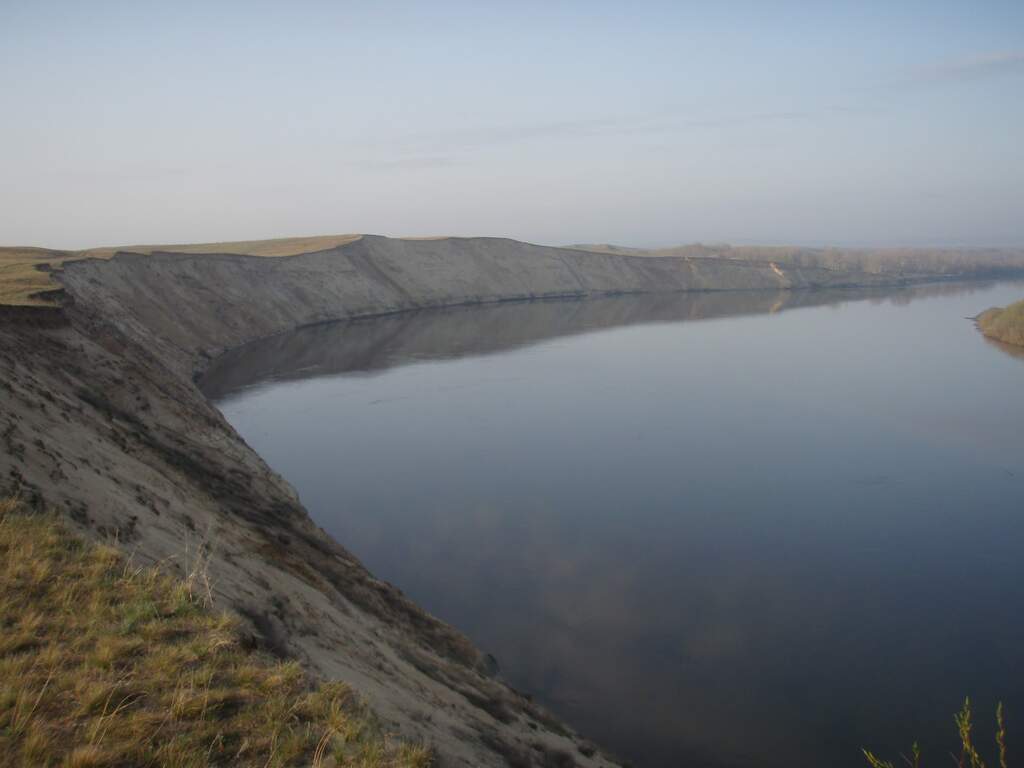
<box><xmin>203</xmin><ymin>280</ymin><xmax>1024</xmax><ymax>768</ymax></box>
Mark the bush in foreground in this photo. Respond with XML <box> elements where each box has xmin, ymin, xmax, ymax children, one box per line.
<box><xmin>864</xmin><ymin>699</ymin><xmax>1007</xmax><ymax>768</ymax></box>
<box><xmin>0</xmin><ymin>496</ymin><xmax>431</xmax><ymax>767</ymax></box>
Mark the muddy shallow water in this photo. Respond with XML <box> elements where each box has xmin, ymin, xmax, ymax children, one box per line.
<box><xmin>204</xmin><ymin>281</ymin><xmax>1024</xmax><ymax>768</ymax></box>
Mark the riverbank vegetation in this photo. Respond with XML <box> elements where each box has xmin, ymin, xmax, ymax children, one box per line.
<box><xmin>863</xmin><ymin>699</ymin><xmax>1008</xmax><ymax>768</ymax></box>
<box><xmin>0</xmin><ymin>496</ymin><xmax>431</xmax><ymax>767</ymax></box>
<box><xmin>977</xmin><ymin>299</ymin><xmax>1024</xmax><ymax>348</ymax></box>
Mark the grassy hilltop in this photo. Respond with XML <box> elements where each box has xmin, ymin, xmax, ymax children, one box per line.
<box><xmin>977</xmin><ymin>299</ymin><xmax>1024</xmax><ymax>348</ymax></box>
<box><xmin>0</xmin><ymin>235</ymin><xmax>362</xmax><ymax>306</ymax></box>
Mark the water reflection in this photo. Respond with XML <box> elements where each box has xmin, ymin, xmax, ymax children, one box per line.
<box><xmin>204</xmin><ymin>280</ymin><xmax>1024</xmax><ymax>768</ymax></box>
<box><xmin>983</xmin><ymin>335</ymin><xmax>1024</xmax><ymax>363</ymax></box>
<box><xmin>202</xmin><ymin>281</ymin><xmax>1008</xmax><ymax>399</ymax></box>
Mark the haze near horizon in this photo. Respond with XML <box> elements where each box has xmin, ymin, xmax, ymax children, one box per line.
<box><xmin>2</xmin><ymin>0</ymin><xmax>1022</xmax><ymax>250</ymax></box>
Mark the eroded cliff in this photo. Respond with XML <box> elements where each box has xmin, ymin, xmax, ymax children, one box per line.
<box><xmin>0</xmin><ymin>235</ymin><xmax>1004</xmax><ymax>767</ymax></box>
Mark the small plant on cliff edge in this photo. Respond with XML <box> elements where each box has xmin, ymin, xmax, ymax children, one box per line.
<box><xmin>863</xmin><ymin>698</ymin><xmax>1008</xmax><ymax>768</ymax></box>
<box><xmin>0</xmin><ymin>496</ymin><xmax>433</xmax><ymax>767</ymax></box>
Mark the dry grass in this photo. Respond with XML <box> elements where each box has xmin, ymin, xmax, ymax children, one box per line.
<box><xmin>0</xmin><ymin>235</ymin><xmax>363</xmax><ymax>307</ymax></box>
<box><xmin>863</xmin><ymin>699</ymin><xmax>1009</xmax><ymax>768</ymax></box>
<box><xmin>0</xmin><ymin>249</ymin><xmax>79</xmax><ymax>307</ymax></box>
<box><xmin>81</xmin><ymin>234</ymin><xmax>364</xmax><ymax>260</ymax></box>
<box><xmin>977</xmin><ymin>299</ymin><xmax>1024</xmax><ymax>348</ymax></box>
<box><xmin>0</xmin><ymin>496</ymin><xmax>431</xmax><ymax>767</ymax></box>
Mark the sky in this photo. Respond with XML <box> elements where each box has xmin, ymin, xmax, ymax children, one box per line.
<box><xmin>1</xmin><ymin>0</ymin><xmax>1022</xmax><ymax>249</ymax></box>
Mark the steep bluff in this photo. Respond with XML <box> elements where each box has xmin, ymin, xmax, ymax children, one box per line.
<box><xmin>0</xmin><ymin>235</ymin><xmax>986</xmax><ymax>767</ymax></box>
<box><xmin>58</xmin><ymin>235</ymin><xmax>900</xmax><ymax>377</ymax></box>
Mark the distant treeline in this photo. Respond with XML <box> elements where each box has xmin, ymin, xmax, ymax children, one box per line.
<box><xmin>571</xmin><ymin>243</ymin><xmax>1024</xmax><ymax>277</ymax></box>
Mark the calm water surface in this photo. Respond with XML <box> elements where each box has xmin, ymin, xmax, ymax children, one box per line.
<box><xmin>203</xmin><ymin>282</ymin><xmax>1024</xmax><ymax>768</ymax></box>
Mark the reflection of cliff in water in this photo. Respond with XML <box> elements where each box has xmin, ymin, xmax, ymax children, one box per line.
<box><xmin>200</xmin><ymin>279</ymin><xmax>1016</xmax><ymax>400</ymax></box>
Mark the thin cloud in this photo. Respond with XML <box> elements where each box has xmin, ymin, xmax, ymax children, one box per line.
<box><xmin>344</xmin><ymin>156</ymin><xmax>463</xmax><ymax>172</ymax></box>
<box><xmin>397</xmin><ymin>115</ymin><xmax>646</xmax><ymax>153</ymax></box>
<box><xmin>380</xmin><ymin>109</ymin><xmax>821</xmax><ymax>156</ymax></box>
<box><xmin>900</xmin><ymin>51</ymin><xmax>1024</xmax><ymax>87</ymax></box>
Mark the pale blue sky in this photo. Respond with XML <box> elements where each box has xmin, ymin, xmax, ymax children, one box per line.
<box><xmin>2</xmin><ymin>1</ymin><xmax>1022</xmax><ymax>249</ymax></box>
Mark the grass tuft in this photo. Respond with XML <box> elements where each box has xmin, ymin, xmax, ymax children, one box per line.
<box><xmin>864</xmin><ymin>699</ymin><xmax>1009</xmax><ymax>768</ymax></box>
<box><xmin>0</xmin><ymin>497</ymin><xmax>432</xmax><ymax>767</ymax></box>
